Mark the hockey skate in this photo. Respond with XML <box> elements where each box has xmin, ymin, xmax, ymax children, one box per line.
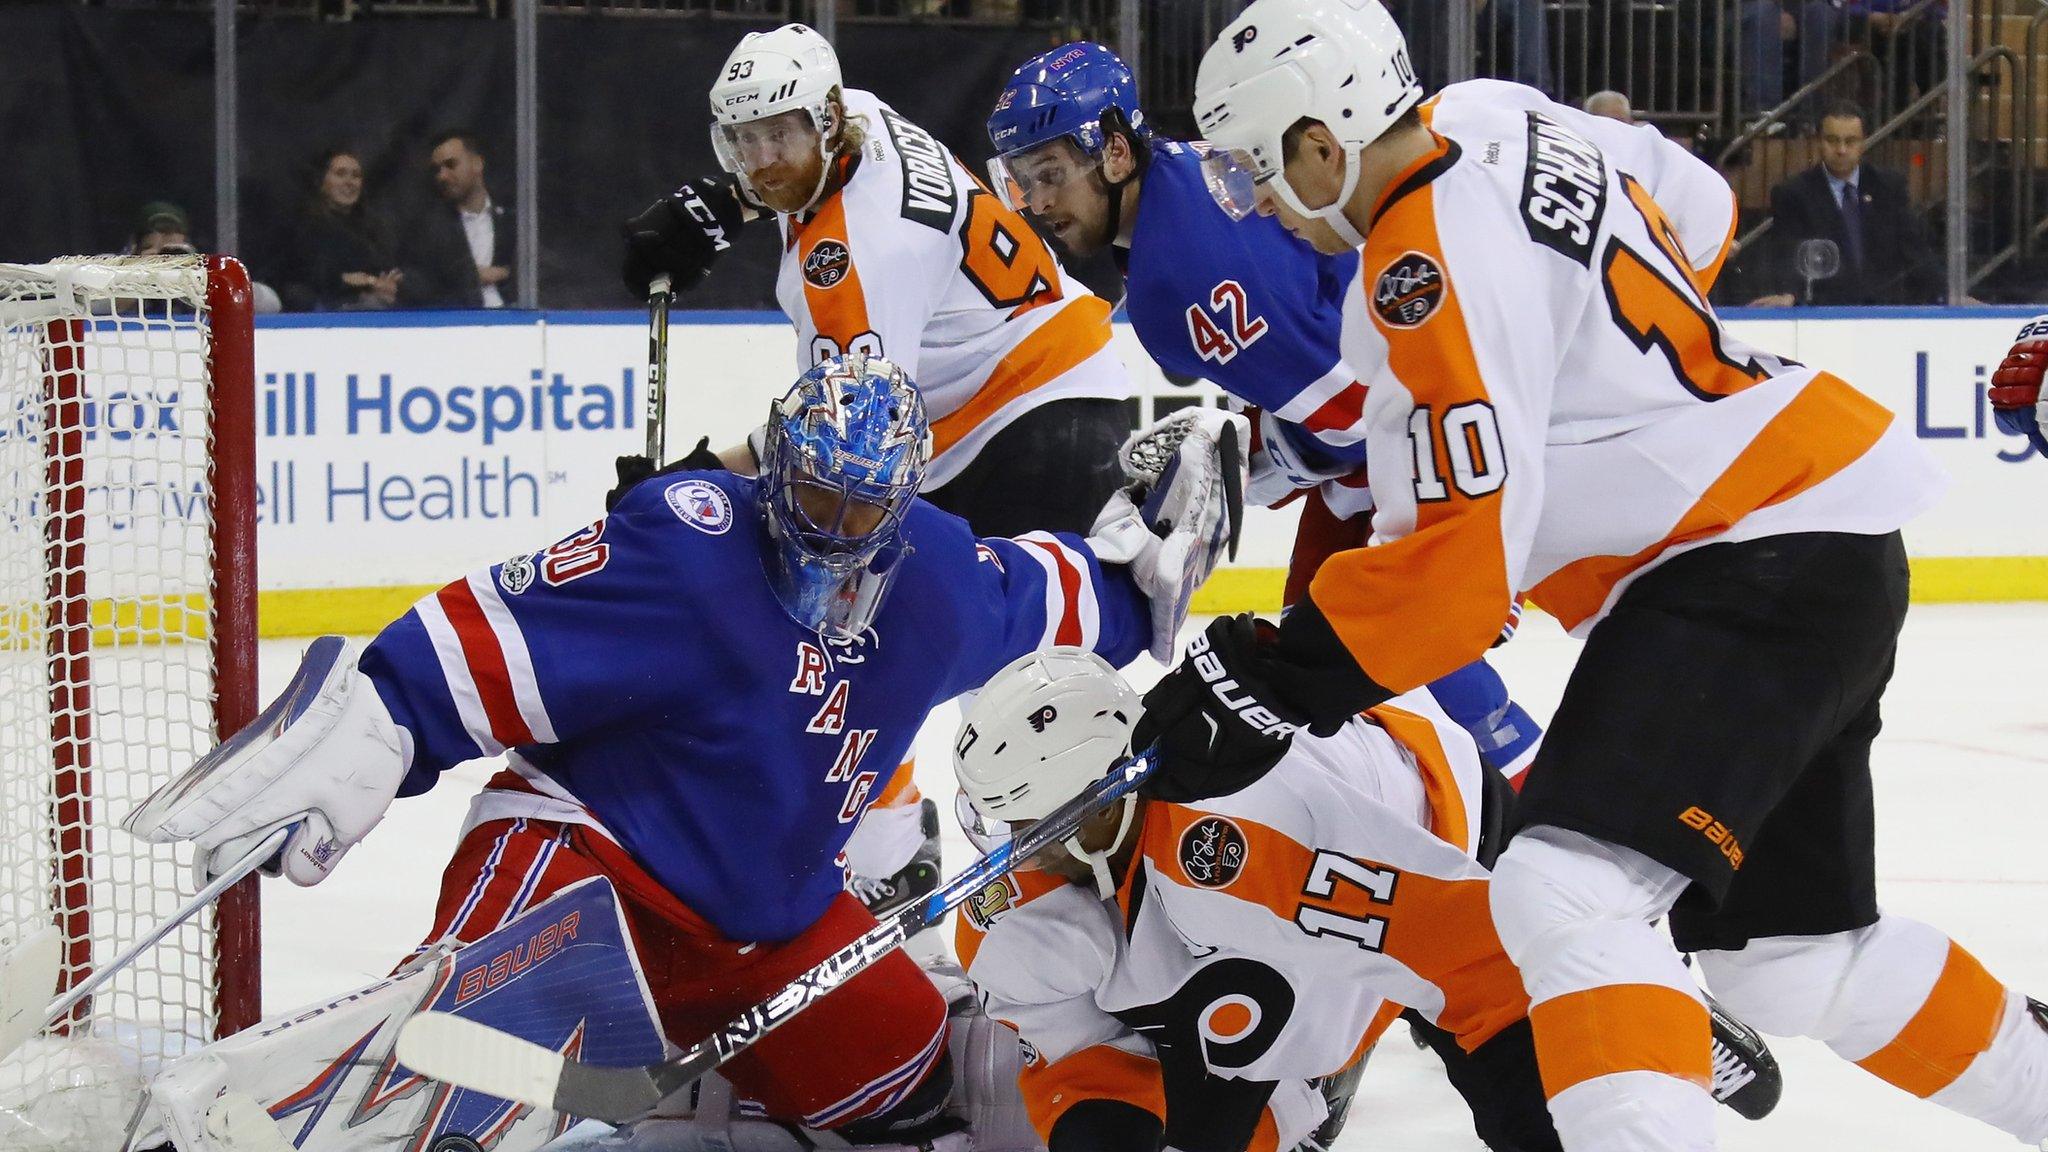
<box><xmin>1706</xmin><ymin>992</ymin><xmax>1783</xmax><ymax>1121</ymax></box>
<box><xmin>850</xmin><ymin>799</ymin><xmax>941</xmax><ymax>920</ymax></box>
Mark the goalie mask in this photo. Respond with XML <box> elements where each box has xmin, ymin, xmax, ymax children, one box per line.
<box><xmin>760</xmin><ymin>354</ymin><xmax>929</xmax><ymax>640</ymax></box>
<box><xmin>954</xmin><ymin>648</ymin><xmax>1141</xmax><ymax>899</ymax></box>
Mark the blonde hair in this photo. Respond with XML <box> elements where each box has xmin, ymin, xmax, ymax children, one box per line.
<box><xmin>827</xmin><ymin>87</ymin><xmax>869</xmax><ymax>157</ymax></box>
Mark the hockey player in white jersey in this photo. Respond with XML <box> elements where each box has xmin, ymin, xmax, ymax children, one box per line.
<box><xmin>953</xmin><ymin>648</ymin><xmax>1568</xmax><ymax>1152</ymax></box>
<box><xmin>1121</xmin><ymin>3</ymin><xmax>2048</xmax><ymax>1150</ymax></box>
<box><xmin>615</xmin><ymin>23</ymin><xmax>1135</xmax><ymax>917</ymax></box>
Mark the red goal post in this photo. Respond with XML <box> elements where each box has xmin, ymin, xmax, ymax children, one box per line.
<box><xmin>0</xmin><ymin>253</ymin><xmax>259</xmax><ymax>1143</ymax></box>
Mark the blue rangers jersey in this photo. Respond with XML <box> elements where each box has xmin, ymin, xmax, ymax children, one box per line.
<box><xmin>360</xmin><ymin>471</ymin><xmax>1148</xmax><ymax>943</ymax></box>
<box><xmin>1121</xmin><ymin>141</ymin><xmax>1368</xmax><ymax>505</ymax></box>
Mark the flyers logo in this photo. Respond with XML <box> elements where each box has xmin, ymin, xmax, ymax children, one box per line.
<box><xmin>1373</xmin><ymin>251</ymin><xmax>1444</xmax><ymax>329</ymax></box>
<box><xmin>803</xmin><ymin>239</ymin><xmax>852</xmax><ymax>289</ymax></box>
<box><xmin>1178</xmin><ymin>816</ymin><xmax>1249</xmax><ymax>889</ymax></box>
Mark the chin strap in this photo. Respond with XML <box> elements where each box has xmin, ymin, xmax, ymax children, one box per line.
<box><xmin>1067</xmin><ymin>795</ymin><xmax>1139</xmax><ymax>900</ymax></box>
<box><xmin>1277</xmin><ymin>141</ymin><xmax>1367</xmax><ymax>248</ymax></box>
<box><xmin>1095</xmin><ymin>114</ymin><xmax>1152</xmax><ymax>251</ymax></box>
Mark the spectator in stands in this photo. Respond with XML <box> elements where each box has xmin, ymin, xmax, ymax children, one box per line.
<box><xmin>114</xmin><ymin>200</ymin><xmax>282</xmax><ymax>313</ymax></box>
<box><xmin>129</xmin><ymin>201</ymin><xmax>197</xmax><ymax>257</ymax></box>
<box><xmin>279</xmin><ymin>147</ymin><xmax>403</xmax><ymax>311</ymax></box>
<box><xmin>1583</xmin><ymin>89</ymin><xmax>1636</xmax><ymax>123</ymax></box>
<box><xmin>1750</xmin><ymin>100</ymin><xmax>1940</xmax><ymax>306</ymax></box>
<box><xmin>1393</xmin><ymin>0</ymin><xmax>1552</xmax><ymax>97</ymax></box>
<box><xmin>400</xmin><ymin>130</ymin><xmax>514</xmax><ymax>308</ymax></box>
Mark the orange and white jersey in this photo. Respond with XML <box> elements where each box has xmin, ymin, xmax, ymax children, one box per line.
<box><xmin>1315</xmin><ymin>80</ymin><xmax>1946</xmax><ymax>693</ymax></box>
<box><xmin>775</xmin><ymin>89</ymin><xmax>1128</xmax><ymax>487</ymax></box>
<box><xmin>954</xmin><ymin>690</ymin><xmax>1529</xmax><ymax>1143</ymax></box>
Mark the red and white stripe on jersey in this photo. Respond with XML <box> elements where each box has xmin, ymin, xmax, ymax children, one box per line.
<box><xmin>1015</xmin><ymin>532</ymin><xmax>1101</xmax><ymax>649</ymax></box>
<box><xmin>1270</xmin><ymin>362</ymin><xmax>1370</xmax><ymax>448</ymax></box>
<box><xmin>803</xmin><ymin>1021</ymin><xmax>949</xmax><ymax>1129</ymax></box>
<box><xmin>413</xmin><ymin>571</ymin><xmax>558</xmax><ymax>756</ymax></box>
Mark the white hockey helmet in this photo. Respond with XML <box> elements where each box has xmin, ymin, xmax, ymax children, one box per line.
<box><xmin>953</xmin><ymin>647</ymin><xmax>1141</xmax><ymax>899</ymax></box>
<box><xmin>708</xmin><ymin>23</ymin><xmax>845</xmax><ymax>211</ymax></box>
<box><xmin>1192</xmin><ymin>0</ymin><xmax>1422</xmax><ymax>246</ymax></box>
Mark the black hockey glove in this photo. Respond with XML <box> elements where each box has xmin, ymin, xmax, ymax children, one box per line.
<box><xmin>606</xmin><ymin>436</ymin><xmax>726</xmax><ymax>511</ymax></box>
<box><xmin>620</xmin><ymin>175</ymin><xmax>746</xmax><ymax>297</ymax></box>
<box><xmin>1133</xmin><ymin>609</ymin><xmax>1389</xmax><ymax>802</ymax></box>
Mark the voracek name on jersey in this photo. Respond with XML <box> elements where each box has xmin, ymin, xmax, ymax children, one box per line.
<box><xmin>258</xmin><ymin>368</ymin><xmax>640</xmax><ymax>446</ymax></box>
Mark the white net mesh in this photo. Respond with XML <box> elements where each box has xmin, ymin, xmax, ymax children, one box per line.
<box><xmin>0</xmin><ymin>255</ymin><xmax>240</xmax><ymax>1149</ymax></box>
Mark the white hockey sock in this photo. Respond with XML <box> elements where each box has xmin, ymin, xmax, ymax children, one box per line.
<box><xmin>1490</xmin><ymin>826</ymin><xmax>1716</xmax><ymax>1152</ymax></box>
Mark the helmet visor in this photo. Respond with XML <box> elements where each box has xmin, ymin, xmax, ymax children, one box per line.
<box><xmin>954</xmin><ymin>791</ymin><xmax>1076</xmax><ymax>872</ymax></box>
<box><xmin>989</xmin><ymin>139</ymin><xmax>1100</xmax><ymax>214</ymax></box>
<box><xmin>1199</xmin><ymin>146</ymin><xmax>1262</xmax><ymax>222</ymax></box>
<box><xmin>713</xmin><ymin>109</ymin><xmax>824</xmax><ymax>177</ymax></box>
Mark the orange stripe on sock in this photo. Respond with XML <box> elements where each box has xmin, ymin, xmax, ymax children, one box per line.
<box><xmin>873</xmin><ymin>759</ymin><xmax>922</xmax><ymax>809</ymax></box>
<box><xmin>1527</xmin><ymin>984</ymin><xmax>1711</xmax><ymax>1098</ymax></box>
<box><xmin>1855</xmin><ymin>940</ymin><xmax>2006</xmax><ymax>1098</ymax></box>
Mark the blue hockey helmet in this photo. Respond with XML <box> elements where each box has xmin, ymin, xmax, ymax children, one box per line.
<box><xmin>986</xmin><ymin>42</ymin><xmax>1150</xmax><ymax>216</ymax></box>
<box><xmin>759</xmin><ymin>353</ymin><xmax>930</xmax><ymax>639</ymax></box>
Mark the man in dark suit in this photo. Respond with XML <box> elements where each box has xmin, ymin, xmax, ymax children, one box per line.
<box><xmin>1750</xmin><ymin>101</ymin><xmax>1939</xmax><ymax>306</ymax></box>
<box><xmin>401</xmin><ymin>129</ymin><xmax>516</xmax><ymax>308</ymax></box>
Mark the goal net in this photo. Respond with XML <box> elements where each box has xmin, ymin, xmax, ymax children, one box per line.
<box><xmin>0</xmin><ymin>255</ymin><xmax>257</xmax><ymax>1150</ymax></box>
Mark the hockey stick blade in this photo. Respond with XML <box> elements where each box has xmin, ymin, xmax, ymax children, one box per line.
<box><xmin>1218</xmin><ymin>420</ymin><xmax>1244</xmax><ymax>561</ymax></box>
<box><xmin>397</xmin><ymin>746</ymin><xmax>1158</xmax><ymax>1123</ymax></box>
<box><xmin>0</xmin><ymin>925</ymin><xmax>62</xmax><ymax>1060</ymax></box>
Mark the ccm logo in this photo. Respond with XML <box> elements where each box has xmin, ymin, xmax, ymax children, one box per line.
<box><xmin>1189</xmin><ymin>630</ymin><xmax>1299</xmax><ymax>739</ymax></box>
<box><xmin>679</xmin><ymin>188</ymin><xmax>732</xmax><ymax>253</ymax></box>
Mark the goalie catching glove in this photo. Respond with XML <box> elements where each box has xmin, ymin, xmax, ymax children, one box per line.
<box><xmin>1086</xmin><ymin>408</ymin><xmax>1249</xmax><ymax>663</ymax></box>
<box><xmin>123</xmin><ymin>636</ymin><xmax>409</xmax><ymax>888</ymax></box>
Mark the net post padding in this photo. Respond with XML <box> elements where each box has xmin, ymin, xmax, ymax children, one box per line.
<box><xmin>205</xmin><ymin>255</ymin><xmax>260</xmax><ymax>1039</ymax></box>
<box><xmin>43</xmin><ymin>315</ymin><xmax>93</xmax><ymax>1035</ymax></box>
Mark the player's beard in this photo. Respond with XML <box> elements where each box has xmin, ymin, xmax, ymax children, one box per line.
<box><xmin>1040</xmin><ymin>173</ymin><xmax>1120</xmax><ymax>260</ymax></box>
<box><xmin>1087</xmin><ymin>170</ymin><xmax>1122</xmax><ymax>254</ymax></box>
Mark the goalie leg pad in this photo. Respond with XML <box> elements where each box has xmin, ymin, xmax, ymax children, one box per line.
<box><xmin>134</xmin><ymin>877</ymin><xmax>665</xmax><ymax>1152</ymax></box>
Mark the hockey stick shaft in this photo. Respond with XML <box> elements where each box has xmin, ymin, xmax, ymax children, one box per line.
<box><xmin>644</xmin><ymin>274</ymin><xmax>672</xmax><ymax>460</ymax></box>
<box><xmin>398</xmin><ymin>745</ymin><xmax>1158</xmax><ymax>1123</ymax></box>
<box><xmin>35</xmin><ymin>825</ymin><xmax>290</xmax><ymax>1037</ymax></box>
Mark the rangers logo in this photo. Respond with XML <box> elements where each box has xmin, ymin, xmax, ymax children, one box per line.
<box><xmin>498</xmin><ymin>552</ymin><xmax>537</xmax><ymax>595</ymax></box>
<box><xmin>665</xmin><ymin>479</ymin><xmax>733</xmax><ymax>534</ymax></box>
<box><xmin>803</xmin><ymin>239</ymin><xmax>853</xmax><ymax>289</ymax></box>
<box><xmin>1178</xmin><ymin>816</ymin><xmax>1249</xmax><ymax>889</ymax></box>
<box><xmin>1373</xmin><ymin>251</ymin><xmax>1445</xmax><ymax>329</ymax></box>
<box><xmin>963</xmin><ymin>875</ymin><xmax>1023</xmax><ymax>931</ymax></box>
<box><xmin>1027</xmin><ymin>704</ymin><xmax>1057</xmax><ymax>732</ymax></box>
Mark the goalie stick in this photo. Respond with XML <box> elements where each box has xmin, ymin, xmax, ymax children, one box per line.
<box><xmin>396</xmin><ymin>745</ymin><xmax>1160</xmax><ymax>1124</ymax></box>
<box><xmin>0</xmin><ymin>824</ymin><xmax>290</xmax><ymax>1062</ymax></box>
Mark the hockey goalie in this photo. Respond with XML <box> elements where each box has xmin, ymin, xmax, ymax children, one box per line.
<box><xmin>111</xmin><ymin>352</ymin><xmax>1244</xmax><ymax>1152</ymax></box>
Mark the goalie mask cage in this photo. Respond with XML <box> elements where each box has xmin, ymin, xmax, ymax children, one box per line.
<box><xmin>0</xmin><ymin>255</ymin><xmax>258</xmax><ymax>1142</ymax></box>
